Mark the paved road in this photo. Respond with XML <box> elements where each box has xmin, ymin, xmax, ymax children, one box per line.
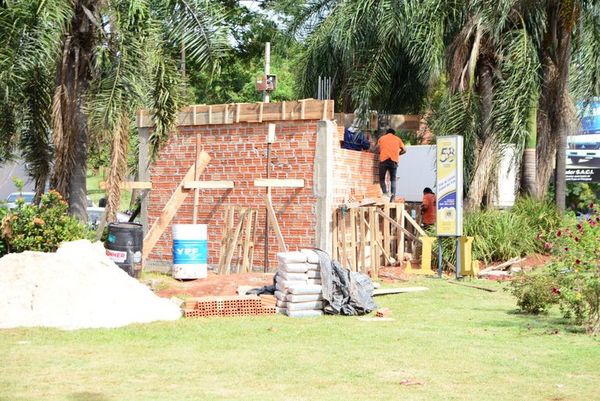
<box><xmin>0</xmin><ymin>161</ymin><xmax>36</xmax><ymax>200</ymax></box>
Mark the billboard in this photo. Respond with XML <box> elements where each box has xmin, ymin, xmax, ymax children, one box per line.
<box><xmin>436</xmin><ymin>136</ymin><xmax>463</xmax><ymax>237</ymax></box>
<box><xmin>566</xmin><ymin>101</ymin><xmax>600</xmax><ymax>183</ymax></box>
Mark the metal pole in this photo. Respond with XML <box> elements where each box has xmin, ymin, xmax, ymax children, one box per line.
<box><xmin>263</xmin><ymin>42</ymin><xmax>270</xmax><ymax>103</ymax></box>
<box><xmin>437</xmin><ymin>237</ymin><xmax>443</xmax><ymax>277</ymax></box>
<box><xmin>455</xmin><ymin>236</ymin><xmax>461</xmax><ymax>279</ymax></box>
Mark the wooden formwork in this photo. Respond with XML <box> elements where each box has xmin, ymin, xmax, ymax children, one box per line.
<box><xmin>332</xmin><ymin>202</ymin><xmax>423</xmax><ymax>277</ymax></box>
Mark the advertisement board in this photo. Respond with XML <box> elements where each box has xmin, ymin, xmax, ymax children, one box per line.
<box><xmin>566</xmin><ymin>101</ymin><xmax>600</xmax><ymax>183</ymax></box>
<box><xmin>436</xmin><ymin>136</ymin><xmax>463</xmax><ymax>237</ymax></box>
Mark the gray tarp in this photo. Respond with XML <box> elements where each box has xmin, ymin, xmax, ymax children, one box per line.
<box><xmin>315</xmin><ymin>249</ymin><xmax>377</xmax><ymax>315</ymax></box>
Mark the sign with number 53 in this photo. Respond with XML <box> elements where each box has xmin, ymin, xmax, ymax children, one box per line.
<box><xmin>436</xmin><ymin>136</ymin><xmax>464</xmax><ymax>236</ymax></box>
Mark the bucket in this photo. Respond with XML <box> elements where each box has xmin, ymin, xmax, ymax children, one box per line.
<box><xmin>172</xmin><ymin>224</ymin><xmax>208</xmax><ymax>279</ymax></box>
<box><xmin>105</xmin><ymin>222</ymin><xmax>143</xmax><ymax>278</ymax></box>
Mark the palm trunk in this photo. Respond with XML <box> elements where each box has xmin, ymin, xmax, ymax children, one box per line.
<box><xmin>521</xmin><ymin>96</ymin><xmax>538</xmax><ymax>196</ymax></box>
<box><xmin>536</xmin><ymin>1</ymin><xmax>577</xmax><ymax>212</ymax></box>
<box><xmin>466</xmin><ymin>61</ymin><xmax>496</xmax><ymax>211</ymax></box>
<box><xmin>50</xmin><ymin>0</ymin><xmax>96</xmax><ymax>221</ymax></box>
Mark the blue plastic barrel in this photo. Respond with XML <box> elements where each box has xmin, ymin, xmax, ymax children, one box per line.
<box><xmin>172</xmin><ymin>224</ymin><xmax>208</xmax><ymax>279</ymax></box>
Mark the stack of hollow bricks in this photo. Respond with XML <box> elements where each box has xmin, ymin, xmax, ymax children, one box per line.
<box><xmin>147</xmin><ymin>101</ymin><xmax>380</xmax><ymax>270</ymax></box>
<box><xmin>183</xmin><ymin>296</ymin><xmax>276</xmax><ymax>318</ymax></box>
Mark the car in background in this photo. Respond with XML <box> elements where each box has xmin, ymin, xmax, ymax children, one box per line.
<box><xmin>86</xmin><ymin>206</ymin><xmax>130</xmax><ymax>230</ymax></box>
<box><xmin>6</xmin><ymin>192</ymin><xmax>35</xmax><ymax>209</ymax></box>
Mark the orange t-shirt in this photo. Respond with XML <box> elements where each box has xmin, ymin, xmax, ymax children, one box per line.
<box><xmin>377</xmin><ymin>134</ymin><xmax>405</xmax><ymax>162</ymax></box>
<box><xmin>422</xmin><ymin>193</ymin><xmax>436</xmax><ymax>225</ymax></box>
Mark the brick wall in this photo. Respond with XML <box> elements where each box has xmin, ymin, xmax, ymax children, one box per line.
<box><xmin>332</xmin><ymin>126</ymin><xmax>379</xmax><ymax>206</ymax></box>
<box><xmin>148</xmin><ymin>120</ymin><xmax>319</xmax><ymax>269</ymax></box>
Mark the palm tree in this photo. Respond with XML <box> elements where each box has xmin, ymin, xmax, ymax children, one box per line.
<box><xmin>0</xmin><ymin>0</ymin><xmax>227</xmax><ymax>220</ymax></box>
<box><xmin>294</xmin><ymin>0</ymin><xmax>538</xmax><ymax>210</ymax></box>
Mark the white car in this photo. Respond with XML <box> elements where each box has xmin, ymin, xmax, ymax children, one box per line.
<box><xmin>6</xmin><ymin>192</ymin><xmax>35</xmax><ymax>209</ymax></box>
<box><xmin>567</xmin><ymin>133</ymin><xmax>600</xmax><ymax>164</ymax></box>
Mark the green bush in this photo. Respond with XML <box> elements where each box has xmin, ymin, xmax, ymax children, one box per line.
<box><xmin>509</xmin><ymin>273</ymin><xmax>560</xmax><ymax>314</ymax></box>
<box><xmin>1</xmin><ymin>190</ymin><xmax>94</xmax><ymax>253</ymax></box>
<box><xmin>434</xmin><ymin>197</ymin><xmax>562</xmax><ymax>266</ymax></box>
<box><xmin>0</xmin><ymin>207</ymin><xmax>6</xmax><ymax>256</ymax></box>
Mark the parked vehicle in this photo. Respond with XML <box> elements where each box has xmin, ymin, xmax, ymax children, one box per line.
<box><xmin>6</xmin><ymin>192</ymin><xmax>35</xmax><ymax>209</ymax></box>
<box><xmin>568</xmin><ymin>101</ymin><xmax>600</xmax><ymax>165</ymax></box>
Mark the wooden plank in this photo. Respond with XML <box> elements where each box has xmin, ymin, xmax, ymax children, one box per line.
<box><xmin>142</xmin><ymin>152</ymin><xmax>211</xmax><ymax>260</ymax></box>
<box><xmin>397</xmin><ymin>205</ymin><xmax>405</xmax><ymax>262</ymax></box>
<box><xmin>223</xmin><ymin>209</ymin><xmax>248</xmax><ymax>274</ymax></box>
<box><xmin>361</xmin><ymin>214</ymin><xmax>396</xmax><ymax>266</ymax></box>
<box><xmin>248</xmin><ymin>209</ymin><xmax>258</xmax><ymax>269</ymax></box>
<box><xmin>258</xmin><ymin>102</ymin><xmax>263</xmax><ymax>122</ymax></box>
<box><xmin>183</xmin><ymin>181</ymin><xmax>234</xmax><ymax>189</ymax></box>
<box><xmin>373</xmin><ymin>287</ymin><xmax>429</xmax><ymax>296</ymax></box>
<box><xmin>369</xmin><ymin>208</ymin><xmax>377</xmax><ymax>275</ymax></box>
<box><xmin>253</xmin><ymin>178</ymin><xmax>304</xmax><ymax>188</ymax></box>
<box><xmin>264</xmin><ymin>195</ymin><xmax>287</xmax><ymax>252</ymax></box>
<box><xmin>332</xmin><ymin>209</ymin><xmax>339</xmax><ymax>262</ymax></box>
<box><xmin>340</xmin><ymin>208</ymin><xmax>348</xmax><ymax>269</ymax></box>
<box><xmin>217</xmin><ymin>206</ymin><xmax>232</xmax><ymax>273</ymax></box>
<box><xmin>404</xmin><ymin>210</ymin><xmax>426</xmax><ymax>236</ymax></box>
<box><xmin>192</xmin><ymin>133</ymin><xmax>201</xmax><ymax>224</ymax></box>
<box><xmin>376</xmin><ymin>209</ymin><xmax>421</xmax><ymax>243</ymax></box>
<box><xmin>241</xmin><ymin>209</ymin><xmax>254</xmax><ymax>273</ymax></box>
<box><xmin>349</xmin><ymin>208</ymin><xmax>357</xmax><ymax>271</ymax></box>
<box><xmin>281</xmin><ymin>101</ymin><xmax>286</xmax><ymax>120</ymax></box>
<box><xmin>359</xmin><ymin>208</ymin><xmax>367</xmax><ymax>273</ymax></box>
<box><xmin>373</xmin><ymin>207</ymin><xmax>380</xmax><ymax>277</ymax></box>
<box><xmin>384</xmin><ymin>203</ymin><xmax>391</xmax><ymax>260</ymax></box>
<box><xmin>100</xmin><ymin>181</ymin><xmax>152</xmax><ymax>190</ymax></box>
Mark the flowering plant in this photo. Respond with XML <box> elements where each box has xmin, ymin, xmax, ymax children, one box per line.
<box><xmin>1</xmin><ymin>190</ymin><xmax>93</xmax><ymax>253</ymax></box>
<box><xmin>546</xmin><ymin>204</ymin><xmax>599</xmax><ymax>334</ymax></box>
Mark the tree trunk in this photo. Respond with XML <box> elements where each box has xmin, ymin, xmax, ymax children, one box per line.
<box><xmin>466</xmin><ymin>60</ymin><xmax>496</xmax><ymax>211</ymax></box>
<box><xmin>521</xmin><ymin>97</ymin><xmax>538</xmax><ymax>196</ymax></box>
<box><xmin>536</xmin><ymin>1</ymin><xmax>577</xmax><ymax>212</ymax></box>
<box><xmin>50</xmin><ymin>0</ymin><xmax>96</xmax><ymax>221</ymax></box>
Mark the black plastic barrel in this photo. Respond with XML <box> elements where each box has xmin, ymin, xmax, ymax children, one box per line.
<box><xmin>105</xmin><ymin>222</ymin><xmax>143</xmax><ymax>278</ymax></box>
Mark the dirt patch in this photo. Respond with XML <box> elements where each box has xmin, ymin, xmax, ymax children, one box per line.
<box><xmin>519</xmin><ymin>253</ymin><xmax>552</xmax><ymax>271</ymax></box>
<box><xmin>157</xmin><ymin>272</ymin><xmax>274</xmax><ymax>298</ymax></box>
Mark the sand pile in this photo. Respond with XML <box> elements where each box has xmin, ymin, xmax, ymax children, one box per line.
<box><xmin>0</xmin><ymin>240</ymin><xmax>181</xmax><ymax>330</ymax></box>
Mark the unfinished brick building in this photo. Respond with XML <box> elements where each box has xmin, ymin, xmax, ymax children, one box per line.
<box><xmin>138</xmin><ymin>99</ymin><xmax>386</xmax><ymax>271</ymax></box>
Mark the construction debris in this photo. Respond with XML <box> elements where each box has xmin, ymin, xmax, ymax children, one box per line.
<box><xmin>477</xmin><ymin>257</ymin><xmax>525</xmax><ymax>278</ymax></box>
<box><xmin>376</xmin><ymin>307</ymin><xmax>393</xmax><ymax>318</ymax></box>
<box><xmin>0</xmin><ymin>240</ymin><xmax>181</xmax><ymax>330</ymax></box>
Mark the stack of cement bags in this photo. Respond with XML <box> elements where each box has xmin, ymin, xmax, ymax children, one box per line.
<box><xmin>274</xmin><ymin>250</ymin><xmax>323</xmax><ymax>317</ymax></box>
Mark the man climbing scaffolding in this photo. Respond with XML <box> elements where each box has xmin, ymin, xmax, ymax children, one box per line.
<box><xmin>376</xmin><ymin>128</ymin><xmax>406</xmax><ymax>202</ymax></box>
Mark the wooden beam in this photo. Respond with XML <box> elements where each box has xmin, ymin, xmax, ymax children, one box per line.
<box><xmin>264</xmin><ymin>195</ymin><xmax>287</xmax><ymax>252</ymax></box>
<box><xmin>254</xmin><ymin>178</ymin><xmax>304</xmax><ymax>188</ymax></box>
<box><xmin>100</xmin><ymin>181</ymin><xmax>152</xmax><ymax>190</ymax></box>
<box><xmin>376</xmin><ymin>209</ymin><xmax>421</xmax><ymax>243</ymax></box>
<box><xmin>192</xmin><ymin>133</ymin><xmax>201</xmax><ymax>224</ymax></box>
<box><xmin>404</xmin><ymin>210</ymin><xmax>426</xmax><ymax>236</ymax></box>
<box><xmin>142</xmin><ymin>152</ymin><xmax>211</xmax><ymax>260</ymax></box>
<box><xmin>183</xmin><ymin>180</ymin><xmax>234</xmax><ymax>189</ymax></box>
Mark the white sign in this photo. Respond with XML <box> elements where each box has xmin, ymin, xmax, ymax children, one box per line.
<box><xmin>436</xmin><ymin>136</ymin><xmax>463</xmax><ymax>237</ymax></box>
<box><xmin>106</xmin><ymin>249</ymin><xmax>127</xmax><ymax>263</ymax></box>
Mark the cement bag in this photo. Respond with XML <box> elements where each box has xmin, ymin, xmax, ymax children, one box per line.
<box><xmin>287</xmin><ymin>285</ymin><xmax>323</xmax><ymax>295</ymax></box>
<box><xmin>277</xmin><ymin>252</ymin><xmax>307</xmax><ymax>264</ymax></box>
<box><xmin>286</xmin><ymin>310</ymin><xmax>323</xmax><ymax>318</ymax></box>
<box><xmin>306</xmin><ymin>270</ymin><xmax>320</xmax><ymax>279</ymax></box>
<box><xmin>287</xmin><ymin>301</ymin><xmax>323</xmax><ymax>311</ymax></box>
<box><xmin>300</xmin><ymin>249</ymin><xmax>320</xmax><ymax>264</ymax></box>
<box><xmin>278</xmin><ymin>263</ymin><xmax>310</xmax><ymax>273</ymax></box>
<box><xmin>286</xmin><ymin>294</ymin><xmax>323</xmax><ymax>303</ymax></box>
<box><xmin>275</xmin><ymin>290</ymin><xmax>287</xmax><ymax>301</ymax></box>
<box><xmin>279</xmin><ymin>271</ymin><xmax>309</xmax><ymax>281</ymax></box>
<box><xmin>307</xmin><ymin>279</ymin><xmax>322</xmax><ymax>286</ymax></box>
<box><xmin>276</xmin><ymin>300</ymin><xmax>288</xmax><ymax>308</ymax></box>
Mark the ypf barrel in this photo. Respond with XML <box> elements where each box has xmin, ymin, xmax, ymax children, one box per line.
<box><xmin>105</xmin><ymin>222</ymin><xmax>143</xmax><ymax>278</ymax></box>
<box><xmin>172</xmin><ymin>224</ymin><xmax>208</xmax><ymax>279</ymax></box>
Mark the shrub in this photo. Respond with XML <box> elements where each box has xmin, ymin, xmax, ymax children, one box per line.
<box><xmin>542</xmin><ymin>203</ymin><xmax>600</xmax><ymax>334</ymax></box>
<box><xmin>509</xmin><ymin>273</ymin><xmax>560</xmax><ymax>314</ymax></box>
<box><xmin>1</xmin><ymin>190</ymin><xmax>93</xmax><ymax>253</ymax></box>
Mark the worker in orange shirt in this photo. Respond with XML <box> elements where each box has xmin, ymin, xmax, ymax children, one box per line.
<box><xmin>421</xmin><ymin>187</ymin><xmax>436</xmax><ymax>228</ymax></box>
<box><xmin>377</xmin><ymin>128</ymin><xmax>406</xmax><ymax>201</ymax></box>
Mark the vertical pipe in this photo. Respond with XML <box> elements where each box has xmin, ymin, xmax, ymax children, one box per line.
<box><xmin>318</xmin><ymin>76</ymin><xmax>322</xmax><ymax>100</ymax></box>
<box><xmin>438</xmin><ymin>237</ymin><xmax>443</xmax><ymax>277</ymax></box>
<box><xmin>455</xmin><ymin>236</ymin><xmax>461</xmax><ymax>279</ymax></box>
<box><xmin>263</xmin><ymin>42</ymin><xmax>270</xmax><ymax>103</ymax></box>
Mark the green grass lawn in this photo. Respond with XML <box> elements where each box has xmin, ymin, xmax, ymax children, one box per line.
<box><xmin>86</xmin><ymin>171</ymin><xmax>131</xmax><ymax>211</ymax></box>
<box><xmin>1</xmin><ymin>278</ymin><xmax>598</xmax><ymax>401</ymax></box>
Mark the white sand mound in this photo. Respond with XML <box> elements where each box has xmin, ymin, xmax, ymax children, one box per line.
<box><xmin>0</xmin><ymin>240</ymin><xmax>181</xmax><ymax>330</ymax></box>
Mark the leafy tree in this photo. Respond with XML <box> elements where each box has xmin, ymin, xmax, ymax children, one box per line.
<box><xmin>0</xmin><ymin>0</ymin><xmax>227</xmax><ymax>221</ymax></box>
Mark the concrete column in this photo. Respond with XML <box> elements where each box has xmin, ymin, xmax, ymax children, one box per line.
<box><xmin>314</xmin><ymin>120</ymin><xmax>336</xmax><ymax>254</ymax></box>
